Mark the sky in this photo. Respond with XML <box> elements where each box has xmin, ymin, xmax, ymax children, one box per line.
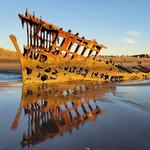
<box><xmin>0</xmin><ymin>0</ymin><xmax>150</xmax><ymax>55</ymax></box>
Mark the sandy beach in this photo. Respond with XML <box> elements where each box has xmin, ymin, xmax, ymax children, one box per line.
<box><xmin>0</xmin><ymin>76</ymin><xmax>150</xmax><ymax>150</ymax></box>
<box><xmin>0</xmin><ymin>49</ymin><xmax>150</xmax><ymax>150</ymax></box>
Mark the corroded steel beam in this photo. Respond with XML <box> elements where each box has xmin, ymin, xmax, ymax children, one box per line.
<box><xmin>18</xmin><ymin>11</ymin><xmax>106</xmax><ymax>58</ymax></box>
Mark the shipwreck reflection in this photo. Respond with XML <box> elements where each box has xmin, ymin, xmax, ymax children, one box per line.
<box><xmin>11</xmin><ymin>82</ymin><xmax>116</xmax><ymax>148</ymax></box>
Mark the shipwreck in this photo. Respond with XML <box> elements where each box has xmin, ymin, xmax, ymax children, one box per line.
<box><xmin>10</xmin><ymin>10</ymin><xmax>149</xmax><ymax>83</ymax></box>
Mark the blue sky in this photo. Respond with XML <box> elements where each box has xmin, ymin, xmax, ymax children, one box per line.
<box><xmin>0</xmin><ymin>0</ymin><xmax>150</xmax><ymax>55</ymax></box>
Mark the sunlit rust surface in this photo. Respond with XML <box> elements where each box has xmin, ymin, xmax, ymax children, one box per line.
<box><xmin>10</xmin><ymin>10</ymin><xmax>150</xmax><ymax>83</ymax></box>
<box><xmin>11</xmin><ymin>82</ymin><xmax>115</xmax><ymax>147</ymax></box>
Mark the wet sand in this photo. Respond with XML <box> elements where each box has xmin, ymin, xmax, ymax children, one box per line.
<box><xmin>0</xmin><ymin>75</ymin><xmax>150</xmax><ymax>150</ymax></box>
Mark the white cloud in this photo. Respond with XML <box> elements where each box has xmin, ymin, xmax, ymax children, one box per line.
<box><xmin>122</xmin><ymin>38</ymin><xmax>137</xmax><ymax>45</ymax></box>
<box><xmin>127</xmin><ymin>31</ymin><xmax>142</xmax><ymax>37</ymax></box>
<box><xmin>120</xmin><ymin>31</ymin><xmax>142</xmax><ymax>45</ymax></box>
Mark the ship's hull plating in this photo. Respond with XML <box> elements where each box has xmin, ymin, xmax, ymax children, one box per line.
<box><xmin>19</xmin><ymin>51</ymin><xmax>146</xmax><ymax>84</ymax></box>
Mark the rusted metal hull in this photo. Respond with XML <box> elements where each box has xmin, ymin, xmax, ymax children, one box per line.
<box><xmin>16</xmin><ymin>51</ymin><xmax>148</xmax><ymax>83</ymax></box>
<box><xmin>19</xmin><ymin>50</ymin><xmax>122</xmax><ymax>83</ymax></box>
<box><xmin>9</xmin><ymin>11</ymin><xmax>149</xmax><ymax>84</ymax></box>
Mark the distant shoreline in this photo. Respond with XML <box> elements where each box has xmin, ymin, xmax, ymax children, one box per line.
<box><xmin>0</xmin><ymin>49</ymin><xmax>150</xmax><ymax>73</ymax></box>
<box><xmin>0</xmin><ymin>59</ymin><xmax>21</xmax><ymax>73</ymax></box>
<box><xmin>1</xmin><ymin>56</ymin><xmax>150</xmax><ymax>74</ymax></box>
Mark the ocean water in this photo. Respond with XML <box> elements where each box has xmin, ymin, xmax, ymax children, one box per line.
<box><xmin>0</xmin><ymin>73</ymin><xmax>150</xmax><ymax>150</ymax></box>
<box><xmin>0</xmin><ymin>72</ymin><xmax>21</xmax><ymax>82</ymax></box>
